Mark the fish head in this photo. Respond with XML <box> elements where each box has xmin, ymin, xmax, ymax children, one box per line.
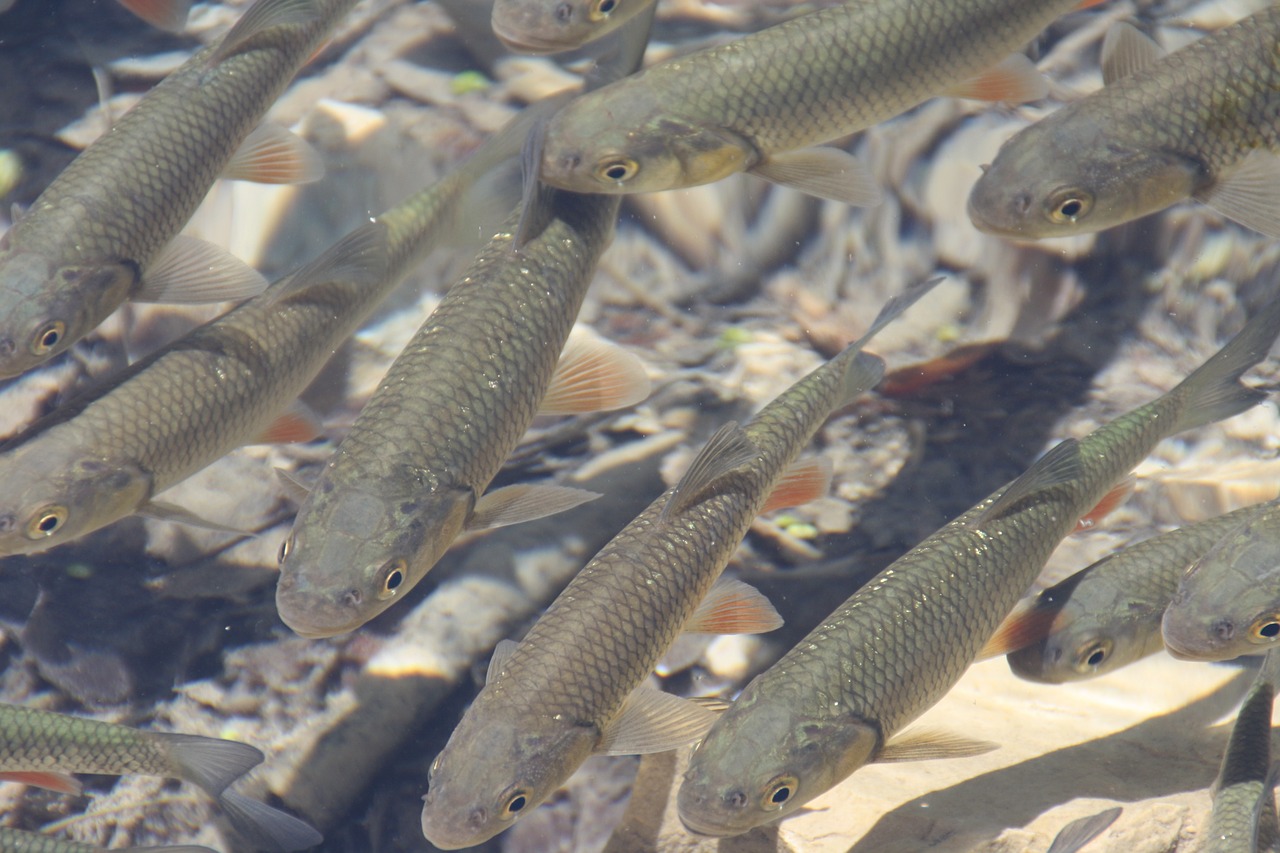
<box><xmin>275</xmin><ymin>475</ymin><xmax>475</xmax><ymax>637</ymax></box>
<box><xmin>491</xmin><ymin>0</ymin><xmax>629</xmax><ymax>53</ymax></box>
<box><xmin>678</xmin><ymin>692</ymin><xmax>878</xmax><ymax>836</ymax></box>
<box><xmin>1162</xmin><ymin>520</ymin><xmax>1280</xmax><ymax>662</ymax></box>
<box><xmin>0</xmin><ymin>439</ymin><xmax>152</xmax><ymax>556</ymax></box>
<box><xmin>0</xmin><ymin>237</ymin><xmax>135</xmax><ymax>377</ymax></box>
<box><xmin>422</xmin><ymin>698</ymin><xmax>597</xmax><ymax>849</ymax></box>
<box><xmin>967</xmin><ymin>113</ymin><xmax>1202</xmax><ymax>239</ymax></box>
<box><xmin>540</xmin><ymin>96</ymin><xmax>755</xmax><ymax>194</ymax></box>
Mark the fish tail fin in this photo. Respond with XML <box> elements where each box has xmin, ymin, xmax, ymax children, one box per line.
<box><xmin>160</xmin><ymin>733</ymin><xmax>263</xmax><ymax>797</ymax></box>
<box><xmin>218</xmin><ymin>789</ymin><xmax>324</xmax><ymax>852</ymax></box>
<box><xmin>1170</xmin><ymin>297</ymin><xmax>1280</xmax><ymax>433</ymax></box>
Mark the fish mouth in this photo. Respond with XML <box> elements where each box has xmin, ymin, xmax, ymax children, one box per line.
<box><xmin>1161</xmin><ymin>633</ymin><xmax>1220</xmax><ymax>662</ymax></box>
<box><xmin>491</xmin><ymin>20</ymin><xmax>571</xmax><ymax>55</ymax></box>
<box><xmin>677</xmin><ymin>807</ymin><xmax>743</xmax><ymax>838</ymax></box>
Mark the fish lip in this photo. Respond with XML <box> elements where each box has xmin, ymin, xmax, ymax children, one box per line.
<box><xmin>677</xmin><ymin>807</ymin><xmax>741</xmax><ymax>838</ymax></box>
<box><xmin>1160</xmin><ymin>630</ymin><xmax>1219</xmax><ymax>662</ymax></box>
<box><xmin>490</xmin><ymin>20</ymin><xmax>571</xmax><ymax>55</ymax></box>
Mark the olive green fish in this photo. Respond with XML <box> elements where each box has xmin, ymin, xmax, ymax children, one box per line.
<box><xmin>535</xmin><ymin>0</ymin><xmax>1104</xmax><ymax>202</ymax></box>
<box><xmin>0</xmin><ymin>703</ymin><xmax>320</xmax><ymax>852</ymax></box>
<box><xmin>1162</xmin><ymin>501</ymin><xmax>1280</xmax><ymax>663</ymax></box>
<box><xmin>491</xmin><ymin>0</ymin><xmax>651</xmax><ymax>54</ymax></box>
<box><xmin>993</xmin><ymin>502</ymin><xmax>1279</xmax><ymax>683</ymax></box>
<box><xmin>968</xmin><ymin>9</ymin><xmax>1280</xmax><ymax>239</ymax></box>
<box><xmin>0</xmin><ymin>98</ymin><xmax>546</xmax><ymax>557</ymax></box>
<box><xmin>677</xmin><ymin>294</ymin><xmax>1280</xmax><ymax>837</ymax></box>
<box><xmin>0</xmin><ymin>0</ymin><xmax>357</xmax><ymax>379</ymax></box>
<box><xmin>419</xmin><ymin>280</ymin><xmax>940</xmax><ymax>849</ymax></box>
<box><xmin>0</xmin><ymin>827</ymin><xmax>212</xmax><ymax>853</ymax></box>
<box><xmin>1200</xmin><ymin>650</ymin><xmax>1280</xmax><ymax>853</ymax></box>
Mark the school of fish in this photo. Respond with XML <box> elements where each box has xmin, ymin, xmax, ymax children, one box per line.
<box><xmin>2</xmin><ymin>0</ymin><xmax>1280</xmax><ymax>850</ymax></box>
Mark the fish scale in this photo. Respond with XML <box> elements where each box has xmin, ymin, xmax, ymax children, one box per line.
<box><xmin>539</xmin><ymin>0</ymin><xmax>1089</xmax><ymax>194</ymax></box>
<box><xmin>0</xmin><ymin>0</ymin><xmax>359</xmax><ymax>377</ymax></box>
<box><xmin>678</xmin><ymin>293</ymin><xmax>1280</xmax><ymax>836</ymax></box>
<box><xmin>0</xmin><ymin>826</ymin><xmax>214</xmax><ymax>853</ymax></box>
<box><xmin>0</xmin><ymin>99</ymin><xmax>533</xmax><ymax>557</ymax></box>
<box><xmin>274</xmin><ymin>188</ymin><xmax>622</xmax><ymax>638</ymax></box>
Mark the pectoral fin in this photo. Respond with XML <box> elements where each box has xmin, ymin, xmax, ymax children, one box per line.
<box><xmin>597</xmin><ymin>685</ymin><xmax>719</xmax><ymax>755</ymax></box>
<box><xmin>1194</xmin><ymin>149</ymin><xmax>1280</xmax><ymax>238</ymax></box>
<box><xmin>467</xmin><ymin>483</ymin><xmax>600</xmax><ymax>530</ymax></box>
<box><xmin>137</xmin><ymin>236</ymin><xmax>267</xmax><ymax>303</ymax></box>
<box><xmin>139</xmin><ymin>501</ymin><xmax>250</xmax><ymax>534</ymax></box>
<box><xmin>876</xmin><ymin>727</ymin><xmax>998</xmax><ymax>763</ymax></box>
<box><xmin>751</xmin><ymin>148</ymin><xmax>883</xmax><ymax>207</ymax></box>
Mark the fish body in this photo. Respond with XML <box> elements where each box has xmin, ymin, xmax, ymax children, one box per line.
<box><xmin>1004</xmin><ymin>503</ymin><xmax>1279</xmax><ymax>683</ymax></box>
<box><xmin>274</xmin><ymin>188</ymin><xmax>622</xmax><ymax>638</ymax></box>
<box><xmin>491</xmin><ymin>0</ymin><xmax>652</xmax><ymax>53</ymax></box>
<box><xmin>0</xmin><ymin>0</ymin><xmax>357</xmax><ymax>378</ymax></box>
<box><xmin>0</xmin><ymin>827</ymin><xmax>213</xmax><ymax>853</ymax></box>
<box><xmin>419</xmin><ymin>280</ymin><xmax>939</xmax><ymax>849</ymax></box>
<box><xmin>1201</xmin><ymin>651</ymin><xmax>1280</xmax><ymax>853</ymax></box>
<box><xmin>677</xmin><ymin>295</ymin><xmax>1280</xmax><ymax>836</ymax></box>
<box><xmin>536</xmin><ymin>0</ymin><xmax>1088</xmax><ymax>199</ymax></box>
<box><xmin>1162</xmin><ymin>502</ymin><xmax>1280</xmax><ymax>662</ymax></box>
<box><xmin>968</xmin><ymin>8</ymin><xmax>1280</xmax><ymax>239</ymax></box>
<box><xmin>0</xmin><ymin>100</ymin><xmax>538</xmax><ymax>557</ymax></box>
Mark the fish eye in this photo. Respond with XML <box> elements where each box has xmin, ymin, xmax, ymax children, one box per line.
<box><xmin>500</xmin><ymin>788</ymin><xmax>530</xmax><ymax>820</ymax></box>
<box><xmin>1249</xmin><ymin>615</ymin><xmax>1280</xmax><ymax>642</ymax></box>
<box><xmin>278</xmin><ymin>537</ymin><xmax>293</xmax><ymax>564</ymax></box>
<box><xmin>761</xmin><ymin>775</ymin><xmax>798</xmax><ymax>811</ymax></box>
<box><xmin>31</xmin><ymin>320</ymin><xmax>65</xmax><ymax>355</ymax></box>
<box><xmin>25</xmin><ymin>505</ymin><xmax>68</xmax><ymax>539</ymax></box>
<box><xmin>590</xmin><ymin>0</ymin><xmax>618</xmax><ymax>19</ymax></box>
<box><xmin>1074</xmin><ymin>638</ymin><xmax>1112</xmax><ymax>671</ymax></box>
<box><xmin>1047</xmin><ymin>189</ymin><xmax>1092</xmax><ymax>224</ymax></box>
<box><xmin>378</xmin><ymin>558</ymin><xmax>407</xmax><ymax>599</ymax></box>
<box><xmin>595</xmin><ymin>157</ymin><xmax>639</xmax><ymax>184</ymax></box>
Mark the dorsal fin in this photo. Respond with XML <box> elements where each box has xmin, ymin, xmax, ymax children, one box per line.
<box><xmin>660</xmin><ymin>423</ymin><xmax>758</xmax><ymax>521</ymax></box>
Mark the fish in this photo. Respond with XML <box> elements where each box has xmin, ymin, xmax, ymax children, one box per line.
<box><xmin>534</xmin><ymin>0</ymin><xmax>1105</xmax><ymax>203</ymax></box>
<box><xmin>1200</xmin><ymin>650</ymin><xmax>1280</xmax><ymax>853</ymax></box>
<box><xmin>418</xmin><ymin>279</ymin><xmax>942</xmax><ymax>849</ymax></box>
<box><xmin>490</xmin><ymin>0</ymin><xmax>652</xmax><ymax>54</ymax></box>
<box><xmin>989</xmin><ymin>502</ymin><xmax>1280</xmax><ymax>683</ymax></box>
<box><xmin>0</xmin><ymin>94</ymin><xmax>550</xmax><ymax>558</ymax></box>
<box><xmin>1162</xmin><ymin>501</ymin><xmax>1280</xmax><ymax>663</ymax></box>
<box><xmin>0</xmin><ymin>827</ymin><xmax>214</xmax><ymax>853</ymax></box>
<box><xmin>0</xmin><ymin>703</ymin><xmax>321</xmax><ymax>852</ymax></box>
<box><xmin>1046</xmin><ymin>806</ymin><xmax>1122</xmax><ymax>853</ymax></box>
<box><xmin>968</xmin><ymin>9</ymin><xmax>1280</xmax><ymax>239</ymax></box>
<box><xmin>0</xmin><ymin>0</ymin><xmax>357</xmax><ymax>379</ymax></box>
<box><xmin>114</xmin><ymin>0</ymin><xmax>193</xmax><ymax>32</ymax></box>
<box><xmin>676</xmin><ymin>292</ymin><xmax>1280</xmax><ymax>837</ymax></box>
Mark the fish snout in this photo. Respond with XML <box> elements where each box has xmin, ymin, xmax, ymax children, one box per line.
<box><xmin>0</xmin><ymin>336</ymin><xmax>13</xmax><ymax>358</ymax></box>
<box><xmin>676</xmin><ymin>781</ymin><xmax>746</xmax><ymax>837</ymax></box>
<box><xmin>1212</xmin><ymin>618</ymin><xmax>1236</xmax><ymax>642</ymax></box>
<box><xmin>275</xmin><ymin>572</ymin><xmax>363</xmax><ymax>639</ymax></box>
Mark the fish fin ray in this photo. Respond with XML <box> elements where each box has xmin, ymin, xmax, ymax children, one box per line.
<box><xmin>0</xmin><ymin>771</ymin><xmax>83</xmax><ymax>795</ymax></box>
<box><xmin>849</xmin><ymin>277</ymin><xmax>947</xmax><ymax>352</ymax></box>
<box><xmin>751</xmin><ymin>148</ymin><xmax>883</xmax><ymax>207</ymax></box>
<box><xmin>978</xmin><ymin>598</ymin><xmax>1060</xmax><ymax>659</ymax></box>
<box><xmin>253</xmin><ymin>402</ymin><xmax>322</xmax><ymax>444</ymax></box>
<box><xmin>223</xmin><ymin>123</ymin><xmax>325</xmax><ymax>185</ymax></box>
<box><xmin>539</xmin><ymin>329</ymin><xmax>651</xmax><ymax>415</ymax></box>
<box><xmin>467</xmin><ymin>483</ymin><xmax>600</xmax><ymax>530</ymax></box>
<box><xmin>759</xmin><ymin>456</ymin><xmax>832</xmax><ymax>514</ymax></box>
<box><xmin>1046</xmin><ymin>806</ymin><xmax>1123</xmax><ymax>853</ymax></box>
<box><xmin>514</xmin><ymin>112</ymin><xmax>558</xmax><ymax>248</ymax></box>
<box><xmin>1075</xmin><ymin>476</ymin><xmax>1134</xmax><ymax>531</ymax></box>
<box><xmin>138</xmin><ymin>236</ymin><xmax>267</xmax><ymax>303</ymax></box>
<box><xmin>266</xmin><ymin>221</ymin><xmax>388</xmax><ymax>304</ymax></box>
<box><xmin>1194</xmin><ymin>149</ymin><xmax>1280</xmax><ymax>239</ymax></box>
<box><xmin>1100</xmin><ymin>22</ymin><xmax>1164</xmax><ymax>85</ymax></box>
<box><xmin>274</xmin><ymin>467</ymin><xmax>312</xmax><ymax>503</ymax></box>
<box><xmin>212</xmin><ymin>0</ymin><xmax>319</xmax><ymax>63</ymax></box>
<box><xmin>661</xmin><ymin>422</ymin><xmax>758</xmax><ymax>520</ymax></box>
<box><xmin>834</xmin><ymin>352</ymin><xmax>886</xmax><ymax>411</ymax></box>
<box><xmin>944</xmin><ymin>53</ymin><xmax>1047</xmax><ymax>103</ymax></box>
<box><xmin>485</xmin><ymin>639</ymin><xmax>518</xmax><ymax>684</ymax></box>
<box><xmin>218</xmin><ymin>789</ymin><xmax>324</xmax><ymax>852</ymax></box>
<box><xmin>876</xmin><ymin>727</ymin><xmax>998</xmax><ymax>763</ymax></box>
<box><xmin>683</xmin><ymin>576</ymin><xmax>783</xmax><ymax>635</ymax></box>
<box><xmin>161</xmin><ymin>733</ymin><xmax>263</xmax><ymax>796</ymax></box>
<box><xmin>977</xmin><ymin>439</ymin><xmax>1083</xmax><ymax>525</ymax></box>
<box><xmin>115</xmin><ymin>0</ymin><xmax>192</xmax><ymax>31</ymax></box>
<box><xmin>598</xmin><ymin>686</ymin><xmax>718</xmax><ymax>755</ymax></box>
<box><xmin>1167</xmin><ymin>290</ymin><xmax>1280</xmax><ymax>434</ymax></box>
<box><xmin>139</xmin><ymin>501</ymin><xmax>252</xmax><ymax>534</ymax></box>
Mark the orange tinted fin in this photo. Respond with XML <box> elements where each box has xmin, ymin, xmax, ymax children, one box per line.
<box><xmin>879</xmin><ymin>342</ymin><xmax>998</xmax><ymax>398</ymax></box>
<box><xmin>538</xmin><ymin>331</ymin><xmax>651</xmax><ymax>415</ymax></box>
<box><xmin>1075</xmin><ymin>0</ymin><xmax>1108</xmax><ymax>8</ymax></box>
<box><xmin>1075</xmin><ymin>477</ymin><xmax>1134</xmax><ymax>531</ymax></box>
<box><xmin>223</xmin><ymin>123</ymin><xmax>324</xmax><ymax>185</ymax></box>
<box><xmin>759</xmin><ymin>456</ymin><xmax>833</xmax><ymax>514</ymax></box>
<box><xmin>978</xmin><ymin>600</ymin><xmax>1061</xmax><ymax>659</ymax></box>
<box><xmin>944</xmin><ymin>54</ymin><xmax>1047</xmax><ymax>103</ymax></box>
<box><xmin>254</xmin><ymin>404</ymin><xmax>322</xmax><ymax>445</ymax></box>
<box><xmin>0</xmin><ymin>771</ymin><xmax>83</xmax><ymax>795</ymax></box>
<box><xmin>115</xmin><ymin>0</ymin><xmax>192</xmax><ymax>32</ymax></box>
<box><xmin>683</xmin><ymin>577</ymin><xmax>783</xmax><ymax>635</ymax></box>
